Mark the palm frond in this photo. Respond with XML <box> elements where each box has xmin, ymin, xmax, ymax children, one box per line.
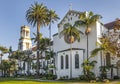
<box><xmin>74</xmin><ymin>20</ymin><xmax>86</xmax><ymax>27</ymax></box>
<box><xmin>90</xmin><ymin>47</ymin><xmax>104</xmax><ymax>58</ymax></box>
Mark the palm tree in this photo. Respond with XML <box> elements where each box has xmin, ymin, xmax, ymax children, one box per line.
<box><xmin>81</xmin><ymin>59</ymin><xmax>97</xmax><ymax>80</ymax></box>
<box><xmin>23</xmin><ymin>50</ymin><xmax>32</xmax><ymax>76</ymax></box>
<box><xmin>39</xmin><ymin>37</ymin><xmax>50</xmax><ymax>74</ymax></box>
<box><xmin>108</xmin><ymin>64</ymin><xmax>117</xmax><ymax>79</ymax></box>
<box><xmin>26</xmin><ymin>2</ymin><xmax>49</xmax><ymax>76</ymax></box>
<box><xmin>99</xmin><ymin>65</ymin><xmax>109</xmax><ymax>79</ymax></box>
<box><xmin>75</xmin><ymin>11</ymin><xmax>102</xmax><ymax>60</ymax></box>
<box><xmin>48</xmin><ymin>9</ymin><xmax>60</xmax><ymax>45</ymax></box>
<box><xmin>32</xmin><ymin>62</ymin><xmax>37</xmax><ymax>74</ymax></box>
<box><xmin>91</xmin><ymin>36</ymin><xmax>117</xmax><ymax>79</ymax></box>
<box><xmin>47</xmin><ymin>10</ymin><xmax>59</xmax><ymax>72</ymax></box>
<box><xmin>31</xmin><ymin>33</ymin><xmax>43</xmax><ymax>43</ymax></box>
<box><xmin>91</xmin><ymin>36</ymin><xmax>116</xmax><ymax>61</ymax></box>
<box><xmin>60</xmin><ymin>23</ymin><xmax>83</xmax><ymax>79</ymax></box>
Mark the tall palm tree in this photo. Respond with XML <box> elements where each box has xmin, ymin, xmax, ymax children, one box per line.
<box><xmin>26</xmin><ymin>2</ymin><xmax>49</xmax><ymax>76</ymax></box>
<box><xmin>60</xmin><ymin>23</ymin><xmax>83</xmax><ymax>79</ymax></box>
<box><xmin>39</xmin><ymin>37</ymin><xmax>50</xmax><ymax>74</ymax></box>
<box><xmin>31</xmin><ymin>33</ymin><xmax>43</xmax><ymax>43</ymax></box>
<box><xmin>47</xmin><ymin>10</ymin><xmax>59</xmax><ymax>71</ymax></box>
<box><xmin>75</xmin><ymin>11</ymin><xmax>102</xmax><ymax>60</ymax></box>
<box><xmin>48</xmin><ymin>9</ymin><xmax>60</xmax><ymax>44</ymax></box>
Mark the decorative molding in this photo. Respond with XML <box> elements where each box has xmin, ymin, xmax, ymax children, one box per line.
<box><xmin>58</xmin><ymin>10</ymin><xmax>82</xmax><ymax>28</ymax></box>
<box><xmin>57</xmin><ymin>48</ymin><xmax>85</xmax><ymax>53</ymax></box>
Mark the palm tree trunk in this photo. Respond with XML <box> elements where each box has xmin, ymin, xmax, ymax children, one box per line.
<box><xmin>1</xmin><ymin>56</ymin><xmax>3</xmax><ymax>77</ymax></box>
<box><xmin>86</xmin><ymin>34</ymin><xmax>89</xmax><ymax>61</ymax></box>
<box><xmin>27</xmin><ymin>55</ymin><xmax>30</xmax><ymax>76</ymax></box>
<box><xmin>20</xmin><ymin>59</ymin><xmax>22</xmax><ymax>75</ymax></box>
<box><xmin>111</xmin><ymin>68</ymin><xmax>113</xmax><ymax>79</ymax></box>
<box><xmin>70</xmin><ymin>43</ymin><xmax>72</xmax><ymax>79</ymax></box>
<box><xmin>100</xmin><ymin>51</ymin><xmax>103</xmax><ymax>66</ymax></box>
<box><xmin>49</xmin><ymin>21</ymin><xmax>52</xmax><ymax>74</ymax></box>
<box><xmin>36</xmin><ymin>22</ymin><xmax>40</xmax><ymax>77</ymax></box>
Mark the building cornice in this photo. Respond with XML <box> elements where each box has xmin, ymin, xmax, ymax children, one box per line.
<box><xmin>57</xmin><ymin>48</ymin><xmax>85</xmax><ymax>53</ymax></box>
<box><xmin>19</xmin><ymin>37</ymin><xmax>31</xmax><ymax>40</ymax></box>
<box><xmin>53</xmin><ymin>33</ymin><xmax>58</xmax><ymax>37</ymax></box>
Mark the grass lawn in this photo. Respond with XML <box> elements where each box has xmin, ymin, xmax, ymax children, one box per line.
<box><xmin>0</xmin><ymin>78</ymin><xmax>120</xmax><ymax>84</ymax></box>
<box><xmin>0</xmin><ymin>78</ymin><xmax>64</xmax><ymax>84</ymax></box>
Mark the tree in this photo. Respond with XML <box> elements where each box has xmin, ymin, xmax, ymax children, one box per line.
<box><xmin>1</xmin><ymin>60</ymin><xmax>11</xmax><ymax>77</ymax></box>
<box><xmin>60</xmin><ymin>22</ymin><xmax>83</xmax><ymax>79</ymax></box>
<box><xmin>108</xmin><ymin>64</ymin><xmax>117</xmax><ymax>79</ymax></box>
<box><xmin>0</xmin><ymin>45</ymin><xmax>8</xmax><ymax>76</ymax></box>
<box><xmin>48</xmin><ymin>9</ymin><xmax>60</xmax><ymax>40</ymax></box>
<box><xmin>26</xmin><ymin>2</ymin><xmax>49</xmax><ymax>76</ymax></box>
<box><xmin>91</xmin><ymin>36</ymin><xmax>117</xmax><ymax>79</ymax></box>
<box><xmin>39</xmin><ymin>37</ymin><xmax>50</xmax><ymax>74</ymax></box>
<box><xmin>81</xmin><ymin>59</ymin><xmax>97</xmax><ymax>80</ymax></box>
<box><xmin>47</xmin><ymin>10</ymin><xmax>59</xmax><ymax>74</ymax></box>
<box><xmin>23</xmin><ymin>50</ymin><xmax>32</xmax><ymax>76</ymax></box>
<box><xmin>31</xmin><ymin>33</ymin><xmax>43</xmax><ymax>43</ymax></box>
<box><xmin>75</xmin><ymin>11</ymin><xmax>102</xmax><ymax>60</ymax></box>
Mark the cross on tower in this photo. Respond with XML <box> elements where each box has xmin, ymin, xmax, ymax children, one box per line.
<box><xmin>69</xmin><ymin>3</ymin><xmax>72</xmax><ymax>10</ymax></box>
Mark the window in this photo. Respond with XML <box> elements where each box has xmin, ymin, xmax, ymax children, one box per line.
<box><xmin>66</xmin><ymin>55</ymin><xmax>69</xmax><ymax>69</ymax></box>
<box><xmin>43</xmin><ymin>61</ymin><xmax>45</xmax><ymax>68</ymax></box>
<box><xmin>106</xmin><ymin>53</ymin><xmax>111</xmax><ymax>66</ymax></box>
<box><xmin>19</xmin><ymin>43</ymin><xmax>22</xmax><ymax>50</ymax></box>
<box><xmin>61</xmin><ymin>56</ymin><xmax>64</xmax><ymax>69</ymax></box>
<box><xmin>75</xmin><ymin>54</ymin><xmax>79</xmax><ymax>68</ymax></box>
<box><xmin>23</xmin><ymin>62</ymin><xmax>25</xmax><ymax>70</ymax></box>
<box><xmin>26</xmin><ymin>43</ymin><xmax>29</xmax><ymax>49</ymax></box>
<box><xmin>26</xmin><ymin>31</ymin><xmax>29</xmax><ymax>37</ymax></box>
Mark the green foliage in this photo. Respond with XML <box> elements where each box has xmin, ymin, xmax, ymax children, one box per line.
<box><xmin>75</xmin><ymin>11</ymin><xmax>102</xmax><ymax>34</ymax></box>
<box><xmin>0</xmin><ymin>45</ymin><xmax>8</xmax><ymax>53</ymax></box>
<box><xmin>26</xmin><ymin>2</ymin><xmax>49</xmax><ymax>27</ymax></box>
<box><xmin>60</xmin><ymin>23</ymin><xmax>83</xmax><ymax>43</ymax></box>
<box><xmin>81</xmin><ymin>59</ymin><xmax>97</xmax><ymax>81</ymax></box>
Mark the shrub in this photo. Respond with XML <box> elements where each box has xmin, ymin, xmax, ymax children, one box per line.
<box><xmin>113</xmin><ymin>76</ymin><xmax>119</xmax><ymax>79</ymax></box>
<box><xmin>90</xmin><ymin>80</ymin><xmax>96</xmax><ymax>83</ymax></box>
<box><xmin>79</xmin><ymin>75</ymin><xmax>86</xmax><ymax>80</ymax></box>
<box><xmin>103</xmin><ymin>79</ymin><xmax>109</xmax><ymax>83</ymax></box>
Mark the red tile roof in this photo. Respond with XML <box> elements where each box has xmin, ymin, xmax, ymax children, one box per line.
<box><xmin>32</xmin><ymin>46</ymin><xmax>37</xmax><ymax>51</ymax></box>
<box><xmin>104</xmin><ymin>21</ymin><xmax>115</xmax><ymax>29</ymax></box>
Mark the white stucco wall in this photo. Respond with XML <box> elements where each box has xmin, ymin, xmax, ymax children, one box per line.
<box><xmin>53</xmin><ymin>11</ymin><xmax>104</xmax><ymax>79</ymax></box>
<box><xmin>57</xmin><ymin>50</ymin><xmax>84</xmax><ymax>79</ymax></box>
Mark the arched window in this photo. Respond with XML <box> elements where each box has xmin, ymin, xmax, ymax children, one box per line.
<box><xmin>66</xmin><ymin>55</ymin><xmax>69</xmax><ymax>69</ymax></box>
<box><xmin>106</xmin><ymin>53</ymin><xmax>111</xmax><ymax>66</ymax></box>
<box><xmin>61</xmin><ymin>56</ymin><xmax>64</xmax><ymax>69</ymax></box>
<box><xmin>75</xmin><ymin>54</ymin><xmax>79</xmax><ymax>68</ymax></box>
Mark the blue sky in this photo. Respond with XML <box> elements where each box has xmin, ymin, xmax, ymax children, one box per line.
<box><xmin>0</xmin><ymin>0</ymin><xmax>120</xmax><ymax>51</ymax></box>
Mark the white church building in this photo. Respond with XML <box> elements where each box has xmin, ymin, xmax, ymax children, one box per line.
<box><xmin>18</xmin><ymin>10</ymin><xmax>120</xmax><ymax>79</ymax></box>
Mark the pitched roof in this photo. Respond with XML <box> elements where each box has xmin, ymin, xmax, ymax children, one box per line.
<box><xmin>58</xmin><ymin>10</ymin><xmax>83</xmax><ymax>28</ymax></box>
<box><xmin>104</xmin><ymin>21</ymin><xmax>115</xmax><ymax>29</ymax></box>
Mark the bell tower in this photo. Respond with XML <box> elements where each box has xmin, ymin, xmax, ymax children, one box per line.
<box><xmin>18</xmin><ymin>25</ymin><xmax>32</xmax><ymax>51</ymax></box>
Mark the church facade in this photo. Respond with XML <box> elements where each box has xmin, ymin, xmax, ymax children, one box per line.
<box><xmin>18</xmin><ymin>10</ymin><xmax>120</xmax><ymax>79</ymax></box>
